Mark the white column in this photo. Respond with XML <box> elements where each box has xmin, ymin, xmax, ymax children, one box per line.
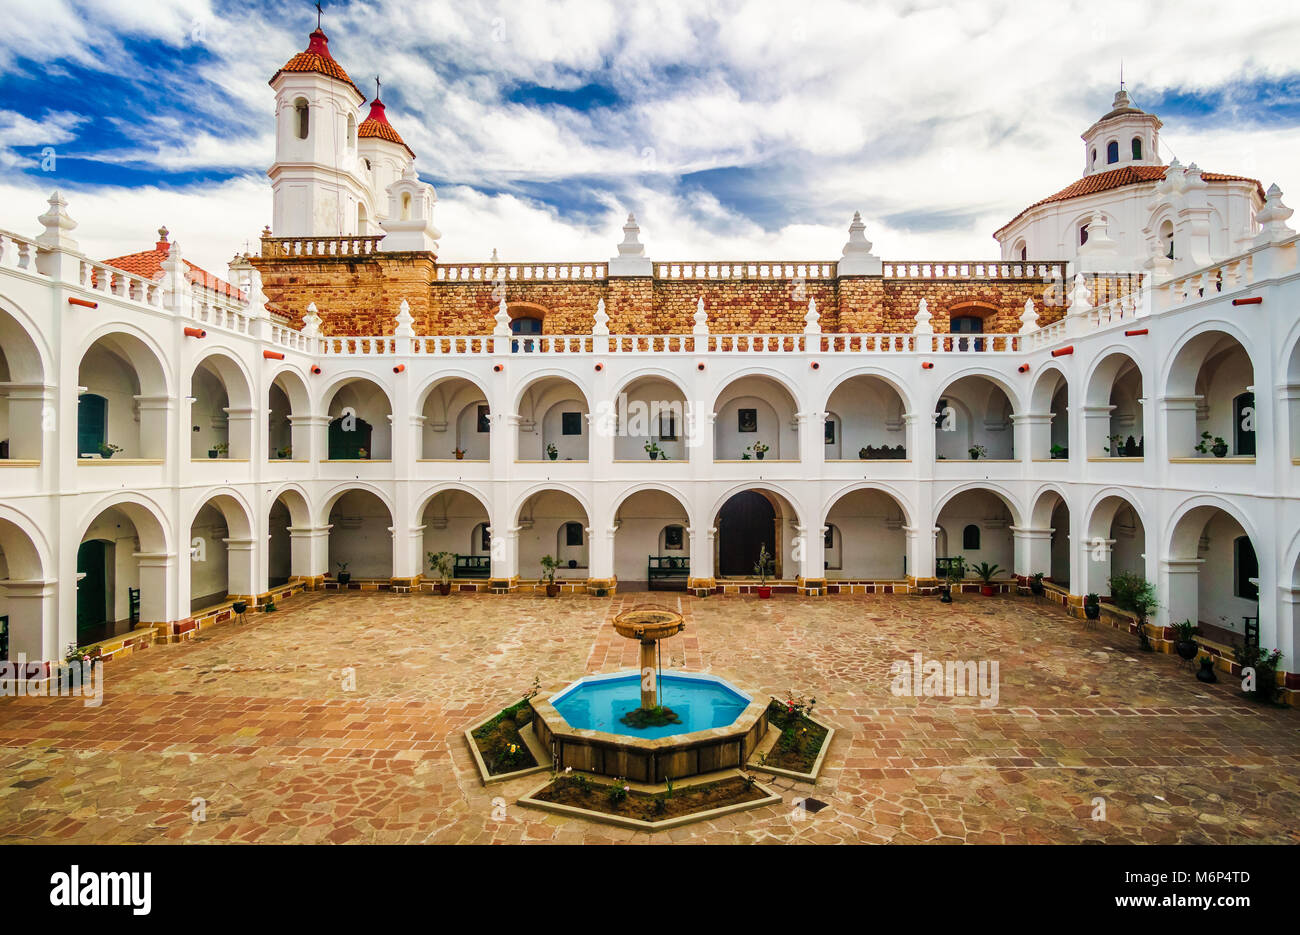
<box><xmin>288</xmin><ymin>525</ymin><xmax>331</xmax><ymax>579</ymax></box>
<box><xmin>796</xmin><ymin>410</ymin><xmax>827</xmax><ymax>467</ymax></box>
<box><xmin>1082</xmin><ymin>404</ymin><xmax>1116</xmax><ymax>458</ymax></box>
<box><xmin>687</xmin><ymin>526</ymin><xmax>716</xmax><ymax>584</ymax></box>
<box><xmin>1160</xmin><ymin>396</ymin><xmax>1201</xmax><ymax>459</ymax></box>
<box><xmin>224</xmin><ymin>537</ymin><xmax>257</xmax><ymax>597</ymax></box>
<box><xmin>904</xmin><ymin>525</ymin><xmax>933</xmax><ymax>581</ymax></box>
<box><xmin>1160</xmin><ymin>558</ymin><xmax>1204</xmax><ymax>629</ymax></box>
<box><xmin>224</xmin><ymin>406</ymin><xmax>257</xmax><ymax>461</ymax></box>
<box><xmin>135</xmin><ymin>551</ymin><xmax>176</xmax><ymax>624</ymax></box>
<box><xmin>288</xmin><ymin>413</ymin><xmax>322</xmax><ymax>462</ymax></box>
<box><xmin>398</xmin><ymin>524</ymin><xmax>425</xmax><ymax>580</ymax></box>
<box><xmin>2</xmin><ymin>579</ymin><xmax>57</xmax><ymax>660</ymax></box>
<box><xmin>135</xmin><ymin>395</ymin><xmax>173</xmax><ymax>460</ymax></box>
<box><xmin>589</xmin><ymin>525</ymin><xmax>617</xmax><ymax>580</ymax></box>
<box><xmin>1011</xmin><ymin>526</ymin><xmax>1053</xmax><ymax>578</ymax></box>
<box><xmin>1081</xmin><ymin>537</ymin><xmax>1115</xmax><ymax>597</ymax></box>
<box><xmin>1014</xmin><ymin>411</ymin><xmax>1050</xmax><ymax>460</ymax></box>
<box><xmin>5</xmin><ymin>385</ymin><xmax>53</xmax><ymax>460</ymax></box>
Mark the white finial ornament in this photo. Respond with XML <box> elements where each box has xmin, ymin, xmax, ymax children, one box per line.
<box><xmin>803</xmin><ymin>297</ymin><xmax>820</xmax><ymax>335</ymax></box>
<box><xmin>1254</xmin><ymin>183</ymin><xmax>1296</xmax><ymax>245</ymax></box>
<box><xmin>593</xmin><ymin>297</ymin><xmax>609</xmax><ymax>335</ymax></box>
<box><xmin>394</xmin><ymin>298</ymin><xmax>415</xmax><ymax>337</ymax></box>
<box><xmin>302</xmin><ymin>302</ymin><xmax>323</xmax><ymax>336</ymax></box>
<box><xmin>610</xmin><ymin>211</ymin><xmax>652</xmax><ymax>276</ymax></box>
<box><xmin>36</xmin><ymin>190</ymin><xmax>78</xmax><ymax>250</ymax></box>
<box><xmin>838</xmin><ymin>211</ymin><xmax>881</xmax><ymax>275</ymax></box>
<box><xmin>692</xmin><ymin>296</ymin><xmax>709</xmax><ymax>335</ymax></box>
<box><xmin>912</xmin><ymin>297</ymin><xmax>933</xmax><ymax>334</ymax></box>
<box><xmin>1067</xmin><ymin>273</ymin><xmax>1093</xmax><ymax>314</ymax></box>
<box><xmin>493</xmin><ymin>295</ymin><xmax>511</xmax><ymax>336</ymax></box>
<box><xmin>1019</xmin><ymin>298</ymin><xmax>1038</xmax><ymax>334</ymax></box>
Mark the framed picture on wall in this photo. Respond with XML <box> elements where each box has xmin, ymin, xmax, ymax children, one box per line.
<box><xmin>476</xmin><ymin>405</ymin><xmax>490</xmax><ymax>433</ymax></box>
<box><xmin>738</xmin><ymin>408</ymin><xmax>757</xmax><ymax>433</ymax></box>
<box><xmin>664</xmin><ymin>525</ymin><xmax>684</xmax><ymax>550</ymax></box>
<box><xmin>824</xmin><ymin>419</ymin><xmax>836</xmax><ymax>444</ymax></box>
<box><xmin>565</xmin><ymin>522</ymin><xmax>584</xmax><ymax>546</ymax></box>
<box><xmin>659</xmin><ymin>410</ymin><xmax>678</xmax><ymax>440</ymax></box>
<box><xmin>561</xmin><ymin>412</ymin><xmax>583</xmax><ymax>435</ymax></box>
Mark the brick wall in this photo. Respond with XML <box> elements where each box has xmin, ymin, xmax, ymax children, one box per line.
<box><xmin>252</xmin><ymin>253</ymin><xmax>1070</xmax><ymax>336</ymax></box>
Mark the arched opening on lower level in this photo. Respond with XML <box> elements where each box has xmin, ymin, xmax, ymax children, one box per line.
<box><xmin>822</xmin><ymin>488</ymin><xmax>908</xmax><ymax>580</ymax></box>
<box><xmin>613</xmin><ymin>489</ymin><xmax>691</xmax><ymax>590</ymax></box>
<box><xmin>935</xmin><ymin>489</ymin><xmax>1015</xmax><ymax>582</ymax></box>
<box><xmin>516</xmin><ymin>489</ymin><xmax>589</xmax><ymax>580</ymax></box>
<box><xmin>0</xmin><ymin>516</ymin><xmax>45</xmax><ymax>658</ymax></box>
<box><xmin>77</xmin><ymin>500</ymin><xmax>168</xmax><ymax>644</ymax></box>
<box><xmin>1084</xmin><ymin>495</ymin><xmax>1147</xmax><ymax>598</ymax></box>
<box><xmin>715</xmin><ymin>488</ymin><xmax>798</xmax><ymax>580</ymax></box>
<box><xmin>326</xmin><ymin>490</ymin><xmax>394</xmax><ymax>582</ymax></box>
<box><xmin>1167</xmin><ymin>504</ymin><xmax>1259</xmax><ymax>646</ymax></box>
<box><xmin>420</xmin><ymin>489</ymin><xmax>492</xmax><ymax>582</ymax></box>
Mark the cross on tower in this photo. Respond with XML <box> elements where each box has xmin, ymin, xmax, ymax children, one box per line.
<box><xmin>375</xmin><ymin>75</ymin><xmax>381</xmax><ymax>100</ymax></box>
<box><xmin>315</xmin><ymin>2</ymin><xmax>323</xmax><ymax>28</ymax></box>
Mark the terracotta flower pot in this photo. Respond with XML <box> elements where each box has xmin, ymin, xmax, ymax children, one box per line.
<box><xmin>545</xmin><ymin>583</ymin><xmax>560</xmax><ymax>598</ymax></box>
<box><xmin>437</xmin><ymin>582</ymin><xmax>451</xmax><ymax>596</ymax></box>
<box><xmin>980</xmin><ymin>585</ymin><xmax>995</xmax><ymax>597</ymax></box>
<box><xmin>757</xmin><ymin>585</ymin><xmax>772</xmax><ymax>599</ymax></box>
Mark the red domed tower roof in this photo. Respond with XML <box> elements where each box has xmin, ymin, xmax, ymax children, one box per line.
<box><xmin>270</xmin><ymin>28</ymin><xmax>363</xmax><ymax>100</ymax></box>
<box><xmin>358</xmin><ymin>97</ymin><xmax>416</xmax><ymax>158</ymax></box>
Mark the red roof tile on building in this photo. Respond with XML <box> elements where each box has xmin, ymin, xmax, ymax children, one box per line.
<box><xmin>270</xmin><ymin>28</ymin><xmax>363</xmax><ymax>99</ymax></box>
<box><xmin>995</xmin><ymin>165</ymin><xmax>1264</xmax><ymax>238</ymax></box>
<box><xmin>104</xmin><ymin>230</ymin><xmax>245</xmax><ymax>301</ymax></box>
<box><xmin>358</xmin><ymin>98</ymin><xmax>415</xmax><ymax>158</ymax></box>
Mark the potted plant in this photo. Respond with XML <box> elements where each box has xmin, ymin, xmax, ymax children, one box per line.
<box><xmin>968</xmin><ymin>444</ymin><xmax>987</xmax><ymax>460</ymax></box>
<box><xmin>754</xmin><ymin>542</ymin><xmax>774</xmax><ymax>598</ymax></box>
<box><xmin>357</xmin><ymin>447</ymin><xmax>369</xmax><ymax>459</ymax></box>
<box><xmin>1195</xmin><ymin>432</ymin><xmax>1228</xmax><ymax>458</ymax></box>
<box><xmin>211</xmin><ymin>441</ymin><xmax>229</xmax><ymax>459</ymax></box>
<box><xmin>277</xmin><ymin>445</ymin><xmax>292</xmax><ymax>459</ymax></box>
<box><xmin>939</xmin><ymin>556</ymin><xmax>964</xmax><ymax>603</ymax></box>
<box><xmin>1029</xmin><ymin>571</ymin><xmax>1045</xmax><ymax>596</ymax></box>
<box><xmin>546</xmin><ymin>442</ymin><xmax>558</xmax><ymax>461</ymax></box>
<box><xmin>453</xmin><ymin>447</ymin><xmax>466</xmax><ymax>460</ymax></box>
<box><xmin>970</xmin><ymin>561</ymin><xmax>1001</xmax><ymax>596</ymax></box>
<box><xmin>644</xmin><ymin>439</ymin><xmax>661</xmax><ymax>460</ymax></box>
<box><xmin>1233</xmin><ymin>646</ymin><xmax>1283</xmax><ymax>702</ymax></box>
<box><xmin>263</xmin><ymin>597</ymin><xmax>276</xmax><ymax>613</ymax></box>
<box><xmin>741</xmin><ymin>450</ymin><xmax>752</xmax><ymax>460</ymax></box>
<box><xmin>335</xmin><ymin>561</ymin><xmax>351</xmax><ymax>586</ymax></box>
<box><xmin>539</xmin><ymin>554</ymin><xmax>560</xmax><ymax>597</ymax></box>
<box><xmin>1083</xmin><ymin>592</ymin><xmax>1101</xmax><ymax>620</ymax></box>
<box><xmin>1123</xmin><ymin>435</ymin><xmax>1140</xmax><ymax>457</ymax></box>
<box><xmin>749</xmin><ymin>441</ymin><xmax>769</xmax><ymax>461</ymax></box>
<box><xmin>1103</xmin><ymin>434</ymin><xmax>1125</xmax><ymax>456</ymax></box>
<box><xmin>427</xmin><ymin>550</ymin><xmax>455</xmax><ymax>595</ymax></box>
<box><xmin>1195</xmin><ymin>655</ymin><xmax>1218</xmax><ymax>683</ymax></box>
<box><xmin>98</xmin><ymin>442</ymin><xmax>123</xmax><ymax>460</ymax></box>
<box><xmin>858</xmin><ymin>446</ymin><xmax>870</xmax><ymax>460</ymax></box>
<box><xmin>1171</xmin><ymin>619</ymin><xmax>1200</xmax><ymax>661</ymax></box>
<box><xmin>1128</xmin><ymin>581</ymin><xmax>1158</xmax><ymax>651</ymax></box>
<box><xmin>232</xmin><ymin>599</ymin><xmax>248</xmax><ymax>615</ymax></box>
<box><xmin>1049</xmin><ymin>443</ymin><xmax>1067</xmax><ymax>460</ymax></box>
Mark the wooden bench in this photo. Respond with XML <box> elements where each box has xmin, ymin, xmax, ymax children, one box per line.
<box><xmin>128</xmin><ymin>587</ymin><xmax>141</xmax><ymax>627</ymax></box>
<box><xmin>648</xmin><ymin>555</ymin><xmax>689</xmax><ymax>590</ymax></box>
<box><xmin>454</xmin><ymin>555</ymin><xmax>491</xmax><ymax>579</ymax></box>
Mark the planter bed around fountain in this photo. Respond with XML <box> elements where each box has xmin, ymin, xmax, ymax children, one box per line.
<box><xmin>465</xmin><ymin>699</ymin><xmax>552</xmax><ymax>785</ymax></box>
<box><xmin>519</xmin><ymin>770</ymin><xmax>780</xmax><ymax>831</ymax></box>
<box><xmin>747</xmin><ymin>699</ymin><xmax>834</xmax><ymax>782</ymax></box>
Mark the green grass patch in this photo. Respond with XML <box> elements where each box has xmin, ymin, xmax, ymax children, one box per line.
<box><xmin>471</xmin><ymin>700</ymin><xmax>538</xmax><ymax>775</ymax></box>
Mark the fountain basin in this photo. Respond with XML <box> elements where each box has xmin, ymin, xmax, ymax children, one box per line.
<box><xmin>532</xmin><ymin>670</ymin><xmax>768</xmax><ymax>782</ymax></box>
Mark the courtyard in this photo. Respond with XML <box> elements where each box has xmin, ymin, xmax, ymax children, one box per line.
<box><xmin>0</xmin><ymin>590</ymin><xmax>1297</xmax><ymax>845</ymax></box>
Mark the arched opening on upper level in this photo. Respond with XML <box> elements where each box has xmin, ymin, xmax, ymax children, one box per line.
<box><xmin>324</xmin><ymin>378</ymin><xmax>393</xmax><ymax>460</ymax></box>
<box><xmin>419</xmin><ymin>376</ymin><xmax>490</xmax><ymax>461</ymax></box>
<box><xmin>1085</xmin><ymin>352</ymin><xmax>1145</xmax><ymax>459</ymax></box>
<box><xmin>934</xmin><ymin>375</ymin><xmax>1016</xmax><ymax>461</ymax></box>
<box><xmin>76</xmin><ymin>332</ymin><xmax>169</xmax><ymax>460</ymax></box>
<box><xmin>267</xmin><ymin>369</ymin><xmax>309</xmax><ymax>461</ymax></box>
<box><xmin>515</xmin><ymin>376</ymin><xmax>589</xmax><ymax>462</ymax></box>
<box><xmin>1165</xmin><ymin>330</ymin><xmax>1255</xmax><ymax>459</ymax></box>
<box><xmin>825</xmin><ymin>374</ymin><xmax>909</xmax><ymax>461</ymax></box>
<box><xmin>1029</xmin><ymin>366</ymin><xmax>1069</xmax><ymax>460</ymax></box>
<box><xmin>613</xmin><ymin>374</ymin><xmax>690</xmax><ymax>462</ymax></box>
<box><xmin>190</xmin><ymin>352</ymin><xmax>253</xmax><ymax>461</ymax></box>
<box><xmin>713</xmin><ymin>374</ymin><xmax>798</xmax><ymax>461</ymax></box>
<box><xmin>0</xmin><ymin>304</ymin><xmax>46</xmax><ymax>461</ymax></box>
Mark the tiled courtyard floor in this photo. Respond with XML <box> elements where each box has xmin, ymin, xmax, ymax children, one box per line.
<box><xmin>1</xmin><ymin>590</ymin><xmax>1298</xmax><ymax>844</ymax></box>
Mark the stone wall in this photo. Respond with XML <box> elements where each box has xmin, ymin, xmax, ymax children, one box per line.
<box><xmin>252</xmin><ymin>251</ymin><xmax>1070</xmax><ymax>336</ymax></box>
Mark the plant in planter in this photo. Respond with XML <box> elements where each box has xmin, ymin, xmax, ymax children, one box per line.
<box><xmin>858</xmin><ymin>446</ymin><xmax>871</xmax><ymax>460</ymax></box>
<box><xmin>968</xmin><ymin>444</ymin><xmax>987</xmax><ymax>460</ymax></box>
<box><xmin>210</xmin><ymin>441</ymin><xmax>229</xmax><ymax>459</ymax></box>
<box><xmin>1195</xmin><ymin>431</ymin><xmax>1228</xmax><ymax>458</ymax></box>
<box><xmin>939</xmin><ymin>556</ymin><xmax>964</xmax><ymax>603</ymax></box>
<box><xmin>546</xmin><ymin>442</ymin><xmax>558</xmax><ymax>461</ymax></box>
<box><xmin>97</xmin><ymin>442</ymin><xmax>123</xmax><ymax>460</ymax></box>
<box><xmin>357</xmin><ymin>447</ymin><xmax>369</xmax><ymax>459</ymax></box>
<box><xmin>263</xmin><ymin>598</ymin><xmax>276</xmax><ymax>612</ymax></box>
<box><xmin>453</xmin><ymin>447</ymin><xmax>466</xmax><ymax>460</ymax></box>
<box><xmin>644</xmin><ymin>439</ymin><xmax>662</xmax><ymax>460</ymax></box>
<box><xmin>1123</xmin><ymin>435</ymin><xmax>1141</xmax><ymax>457</ymax></box>
<box><xmin>539</xmin><ymin>554</ymin><xmax>560</xmax><ymax>597</ymax></box>
<box><xmin>276</xmin><ymin>445</ymin><xmax>292</xmax><ymax>459</ymax></box>
<box><xmin>427</xmin><ymin>550</ymin><xmax>455</xmax><ymax>595</ymax></box>
<box><xmin>1195</xmin><ymin>655</ymin><xmax>1218</xmax><ymax>683</ymax></box>
<box><xmin>1083</xmin><ymin>592</ymin><xmax>1101</xmax><ymax>620</ymax></box>
<box><xmin>1049</xmin><ymin>444</ymin><xmax>1067</xmax><ymax>460</ymax></box>
<box><xmin>749</xmin><ymin>441</ymin><xmax>769</xmax><ymax>460</ymax></box>
<box><xmin>754</xmin><ymin>542</ymin><xmax>774</xmax><ymax>598</ymax></box>
<box><xmin>335</xmin><ymin>561</ymin><xmax>351</xmax><ymax>586</ymax></box>
<box><xmin>1171</xmin><ymin>619</ymin><xmax>1200</xmax><ymax>661</ymax></box>
<box><xmin>970</xmin><ymin>561</ymin><xmax>1001</xmax><ymax>596</ymax></box>
<box><xmin>1029</xmin><ymin>571</ymin><xmax>1046</xmax><ymax>596</ymax></box>
<box><xmin>1129</xmin><ymin>583</ymin><xmax>1158</xmax><ymax>651</ymax></box>
<box><xmin>741</xmin><ymin>450</ymin><xmax>752</xmax><ymax>460</ymax></box>
<box><xmin>1233</xmin><ymin>645</ymin><xmax>1283</xmax><ymax>702</ymax></box>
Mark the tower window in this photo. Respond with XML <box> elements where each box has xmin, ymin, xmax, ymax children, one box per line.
<box><xmin>1160</xmin><ymin>219</ymin><xmax>1174</xmax><ymax>259</ymax></box>
<box><xmin>347</xmin><ymin>113</ymin><xmax>356</xmax><ymax>149</ymax></box>
<box><xmin>294</xmin><ymin>98</ymin><xmax>309</xmax><ymax>140</ymax></box>
<box><xmin>1090</xmin><ymin>148</ymin><xmax>1097</xmax><ymax>167</ymax></box>
<box><xmin>1106</xmin><ymin>140</ymin><xmax>1119</xmax><ymax>164</ymax></box>
<box><xmin>401</xmin><ymin>192</ymin><xmax>412</xmax><ymax>220</ymax></box>
<box><xmin>1079</xmin><ymin>224</ymin><xmax>1089</xmax><ymax>246</ymax></box>
<box><xmin>1019</xmin><ymin>244</ymin><xmax>1027</xmax><ymax>262</ymax></box>
<box><xmin>1234</xmin><ymin>535</ymin><xmax>1258</xmax><ymax>600</ymax></box>
<box><xmin>962</xmin><ymin>524</ymin><xmax>980</xmax><ymax>551</ymax></box>
<box><xmin>1131</xmin><ymin>137</ymin><xmax>1142</xmax><ymax>160</ymax></box>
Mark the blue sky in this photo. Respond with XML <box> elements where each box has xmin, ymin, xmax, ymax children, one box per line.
<box><xmin>1</xmin><ymin>0</ymin><xmax>1298</xmax><ymax>276</ymax></box>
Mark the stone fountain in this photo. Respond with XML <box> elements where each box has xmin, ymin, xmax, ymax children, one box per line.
<box><xmin>611</xmin><ymin>605</ymin><xmax>685</xmax><ymax>709</ymax></box>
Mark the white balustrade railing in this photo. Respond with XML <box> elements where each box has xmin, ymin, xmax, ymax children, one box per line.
<box><xmin>654</xmin><ymin>261</ymin><xmax>835</xmax><ymax>280</ymax></box>
<box><xmin>320</xmin><ymin>336</ymin><xmax>398</xmax><ymax>355</ymax></box>
<box><xmin>435</xmin><ymin>262</ymin><xmax>607</xmax><ymax>282</ymax></box>
<box><xmin>0</xmin><ymin>230</ymin><xmax>39</xmax><ymax>275</ymax></box>
<box><xmin>883</xmin><ymin>260</ymin><xmax>1067</xmax><ymax>280</ymax></box>
<box><xmin>79</xmin><ymin>259</ymin><xmax>163</xmax><ymax>308</ymax></box>
<box><xmin>414</xmin><ymin>335</ymin><xmax>494</xmax><ymax>354</ymax></box>
<box><xmin>609</xmin><ymin>334</ymin><xmax>692</xmax><ymax>353</ymax></box>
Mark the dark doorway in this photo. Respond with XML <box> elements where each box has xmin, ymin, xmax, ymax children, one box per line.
<box><xmin>950</xmin><ymin>315</ymin><xmax>984</xmax><ymax>352</ymax></box>
<box><xmin>718</xmin><ymin>491</ymin><xmax>776</xmax><ymax>577</ymax></box>
<box><xmin>77</xmin><ymin>393</ymin><xmax>107</xmax><ymax>456</ymax></box>
<box><xmin>1233</xmin><ymin>392</ymin><xmax>1256</xmax><ymax>456</ymax></box>
<box><xmin>511</xmin><ymin>316</ymin><xmax>542</xmax><ymax>353</ymax></box>
<box><xmin>328</xmin><ymin>416</ymin><xmax>372</xmax><ymax>459</ymax></box>
<box><xmin>76</xmin><ymin>539</ymin><xmax>110</xmax><ymax>643</ymax></box>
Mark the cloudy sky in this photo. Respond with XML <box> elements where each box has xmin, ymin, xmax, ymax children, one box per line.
<box><xmin>1</xmin><ymin>0</ymin><xmax>1298</xmax><ymax>277</ymax></box>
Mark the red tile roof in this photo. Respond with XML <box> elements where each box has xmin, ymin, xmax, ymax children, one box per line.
<box><xmin>996</xmin><ymin>165</ymin><xmax>1264</xmax><ymax>238</ymax></box>
<box><xmin>104</xmin><ymin>233</ymin><xmax>245</xmax><ymax>301</ymax></box>
<box><xmin>358</xmin><ymin>98</ymin><xmax>415</xmax><ymax>157</ymax></box>
<box><xmin>270</xmin><ymin>28</ymin><xmax>363</xmax><ymax>99</ymax></box>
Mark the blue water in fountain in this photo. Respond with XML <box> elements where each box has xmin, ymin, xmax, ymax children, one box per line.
<box><xmin>552</xmin><ymin>673</ymin><xmax>750</xmax><ymax>739</ymax></box>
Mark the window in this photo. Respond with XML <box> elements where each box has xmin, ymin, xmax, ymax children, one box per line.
<box><xmin>824</xmin><ymin>419</ymin><xmax>836</xmax><ymax>445</ymax></box>
<box><xmin>1131</xmin><ymin>137</ymin><xmax>1142</xmax><ymax>160</ymax></box>
<box><xmin>738</xmin><ymin>408</ymin><xmax>757</xmax><ymax>433</ymax></box>
<box><xmin>1161</xmin><ymin>219</ymin><xmax>1174</xmax><ymax>259</ymax></box>
<box><xmin>1079</xmin><ymin>224</ymin><xmax>1089</xmax><ymax>246</ymax></box>
<box><xmin>347</xmin><ymin>113</ymin><xmax>356</xmax><ymax>149</ymax></box>
<box><xmin>565</xmin><ymin>523</ymin><xmax>584</xmax><ymax>547</ymax></box>
<box><xmin>1018</xmin><ymin>244</ymin><xmax>1027</xmax><ymax>262</ymax></box>
<box><xmin>294</xmin><ymin>98</ymin><xmax>309</xmax><ymax>140</ymax></box>
<box><xmin>1234</xmin><ymin>536</ymin><xmax>1258</xmax><ymax>600</ymax></box>
<box><xmin>950</xmin><ymin>315</ymin><xmax>984</xmax><ymax>352</ymax></box>
<box><xmin>1090</xmin><ymin>148</ymin><xmax>1097</xmax><ymax>167</ymax></box>
<box><xmin>510</xmin><ymin>315</ymin><xmax>542</xmax><ymax>353</ymax></box>
<box><xmin>401</xmin><ymin>192</ymin><xmax>412</xmax><ymax>221</ymax></box>
<box><xmin>1234</xmin><ymin>392</ymin><xmax>1256</xmax><ymax>456</ymax></box>
<box><xmin>479</xmin><ymin>524</ymin><xmax>491</xmax><ymax>552</ymax></box>
<box><xmin>658</xmin><ymin>409</ymin><xmax>677</xmax><ymax>440</ymax></box>
<box><xmin>824</xmin><ymin>526</ymin><xmax>834</xmax><ymax>548</ymax></box>
<box><xmin>561</xmin><ymin>412</ymin><xmax>582</xmax><ymax>436</ymax></box>
<box><xmin>476</xmin><ymin>405</ymin><xmax>490</xmax><ymax>433</ymax></box>
<box><xmin>357</xmin><ymin>203</ymin><xmax>368</xmax><ymax>233</ymax></box>
<box><xmin>664</xmin><ymin>525</ymin><xmax>684</xmax><ymax>550</ymax></box>
<box><xmin>77</xmin><ymin>393</ymin><xmax>107</xmax><ymax>456</ymax></box>
<box><xmin>1106</xmin><ymin>140</ymin><xmax>1119</xmax><ymax>164</ymax></box>
<box><xmin>962</xmin><ymin>524</ymin><xmax>980</xmax><ymax>551</ymax></box>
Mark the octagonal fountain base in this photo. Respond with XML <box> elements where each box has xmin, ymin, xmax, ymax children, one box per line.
<box><xmin>531</xmin><ymin>670</ymin><xmax>769</xmax><ymax>783</ymax></box>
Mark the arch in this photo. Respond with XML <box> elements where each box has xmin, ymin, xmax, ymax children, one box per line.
<box><xmin>317</xmin><ymin>481</ymin><xmax>396</xmax><ymax>527</ymax></box>
<box><xmin>515</xmin><ymin>487</ymin><xmax>591</xmax><ymax>580</ymax></box>
<box><xmin>325</xmin><ymin>487</ymin><xmax>395</xmax><ymax>581</ymax></box>
<box><xmin>510</xmin><ymin>370</ymin><xmax>593</xmax><ymax>416</ymax></box>
<box><xmin>417</xmin><ymin>373</ymin><xmax>492</xmax><ymax>460</ymax></box>
<box><xmin>933</xmin><ymin>482</ymin><xmax>1024</xmax><ymax>529</ymax></box>
<box><xmin>1166</xmin><ymin>495</ymin><xmax>1259</xmax><ymax>560</ymax></box>
<box><xmin>610</xmin><ymin>367</ymin><xmax>692</xmax><ymax>403</ymax></box>
<box><xmin>1165</xmin><ymin>496</ymin><xmax>1262</xmax><ymax>638</ymax></box>
<box><xmin>1029</xmin><ymin>485</ymin><xmax>1071</xmax><ymax>529</ymax></box>
<box><xmin>414</xmin><ymin>370</ymin><xmax>492</xmax><ymax>414</ymax></box>
<box><xmin>321</xmin><ymin>374</ymin><xmax>394</xmax><ymax>460</ymax></box>
<box><xmin>612</xmin><ymin>487</ymin><xmax>694</xmax><ymax>590</ymax></box>
<box><xmin>1131</xmin><ymin>136</ymin><xmax>1142</xmax><ymax>160</ymax></box>
<box><xmin>712</xmin><ymin>371</ymin><xmax>800</xmax><ymax>461</ymax></box>
<box><xmin>267</xmin><ymin>483</ymin><xmax>312</xmax><ymax>527</ymax></box>
<box><xmin>0</xmin><ymin>505</ymin><xmax>50</xmax><ymax>581</ymax></box>
<box><xmin>821</xmin><ymin>485</ymin><xmax>911</xmax><ymax>580</ymax></box>
<box><xmin>267</xmin><ymin>365</ymin><xmax>311</xmax><ymax>414</ymax></box>
<box><xmin>191</xmin><ymin>348</ymin><xmax>255</xmax><ymax>460</ymax></box>
<box><xmin>1162</xmin><ymin>324</ymin><xmax>1257</xmax><ymax>458</ymax></box>
<box><xmin>707</xmin><ymin>481</ymin><xmax>804</xmax><ymax>525</ymax></box>
<box><xmin>318</xmin><ymin>370</ymin><xmax>395</xmax><ymax>415</ymax></box>
<box><xmin>933</xmin><ymin>367</ymin><xmax>1023</xmax><ymax>413</ymax></box>
<box><xmin>1029</xmin><ymin>363</ymin><xmax>1069</xmax><ymax>412</ymax></box>
<box><xmin>515</xmin><ymin>374</ymin><xmax>591</xmax><ymax>461</ymax></box>
<box><xmin>612</xmin><ymin>372</ymin><xmax>691</xmax><ymax>461</ymax></box>
<box><xmin>610</xmin><ymin>483</ymin><xmax>697</xmax><ymax>530</ymax></box>
<box><xmin>76</xmin><ymin>492</ymin><xmax>171</xmax><ymax>554</ymax></box>
<box><xmin>419</xmin><ymin>485</ymin><xmax>494</xmax><ymax>581</ymax></box>
<box><xmin>413</xmin><ymin>483</ymin><xmax>494</xmax><ymax>524</ymax></box>
<box><xmin>294</xmin><ymin>97</ymin><xmax>309</xmax><ymax>139</ymax></box>
<box><xmin>1161</xmin><ymin>322</ymin><xmax>1257</xmax><ymax>398</ymax></box>
<box><xmin>512</xmin><ymin>482</ymin><xmax>594</xmax><ymax>525</ymax></box>
<box><xmin>823</xmin><ymin>366</ymin><xmax>913</xmax><ymax>414</ymax></box>
<box><xmin>819</xmin><ymin>481</ymin><xmax>915</xmax><ymax>528</ymax></box>
<box><xmin>185</xmin><ymin>488</ymin><xmax>255</xmax><ymax>540</ymax></box>
<box><xmin>708</xmin><ymin>367</ymin><xmax>804</xmax><ymax>413</ymax></box>
<box><xmin>191</xmin><ymin>347</ymin><xmax>254</xmax><ymax>408</ymax></box>
<box><xmin>187</xmin><ymin>490</ymin><xmax>256</xmax><ymax>610</ymax></box>
<box><xmin>1106</xmin><ymin>140</ymin><xmax>1119</xmax><ymax>164</ymax></box>
<box><xmin>933</xmin><ymin>372</ymin><xmax>1019</xmax><ymax>460</ymax></box>
<box><xmin>0</xmin><ymin>294</ymin><xmax>52</xmax><ymax>385</ymax></box>
<box><xmin>934</xmin><ymin>486</ymin><xmax>1018</xmax><ymax>580</ymax></box>
<box><xmin>1029</xmin><ymin>486</ymin><xmax>1072</xmax><ymax>585</ymax></box>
